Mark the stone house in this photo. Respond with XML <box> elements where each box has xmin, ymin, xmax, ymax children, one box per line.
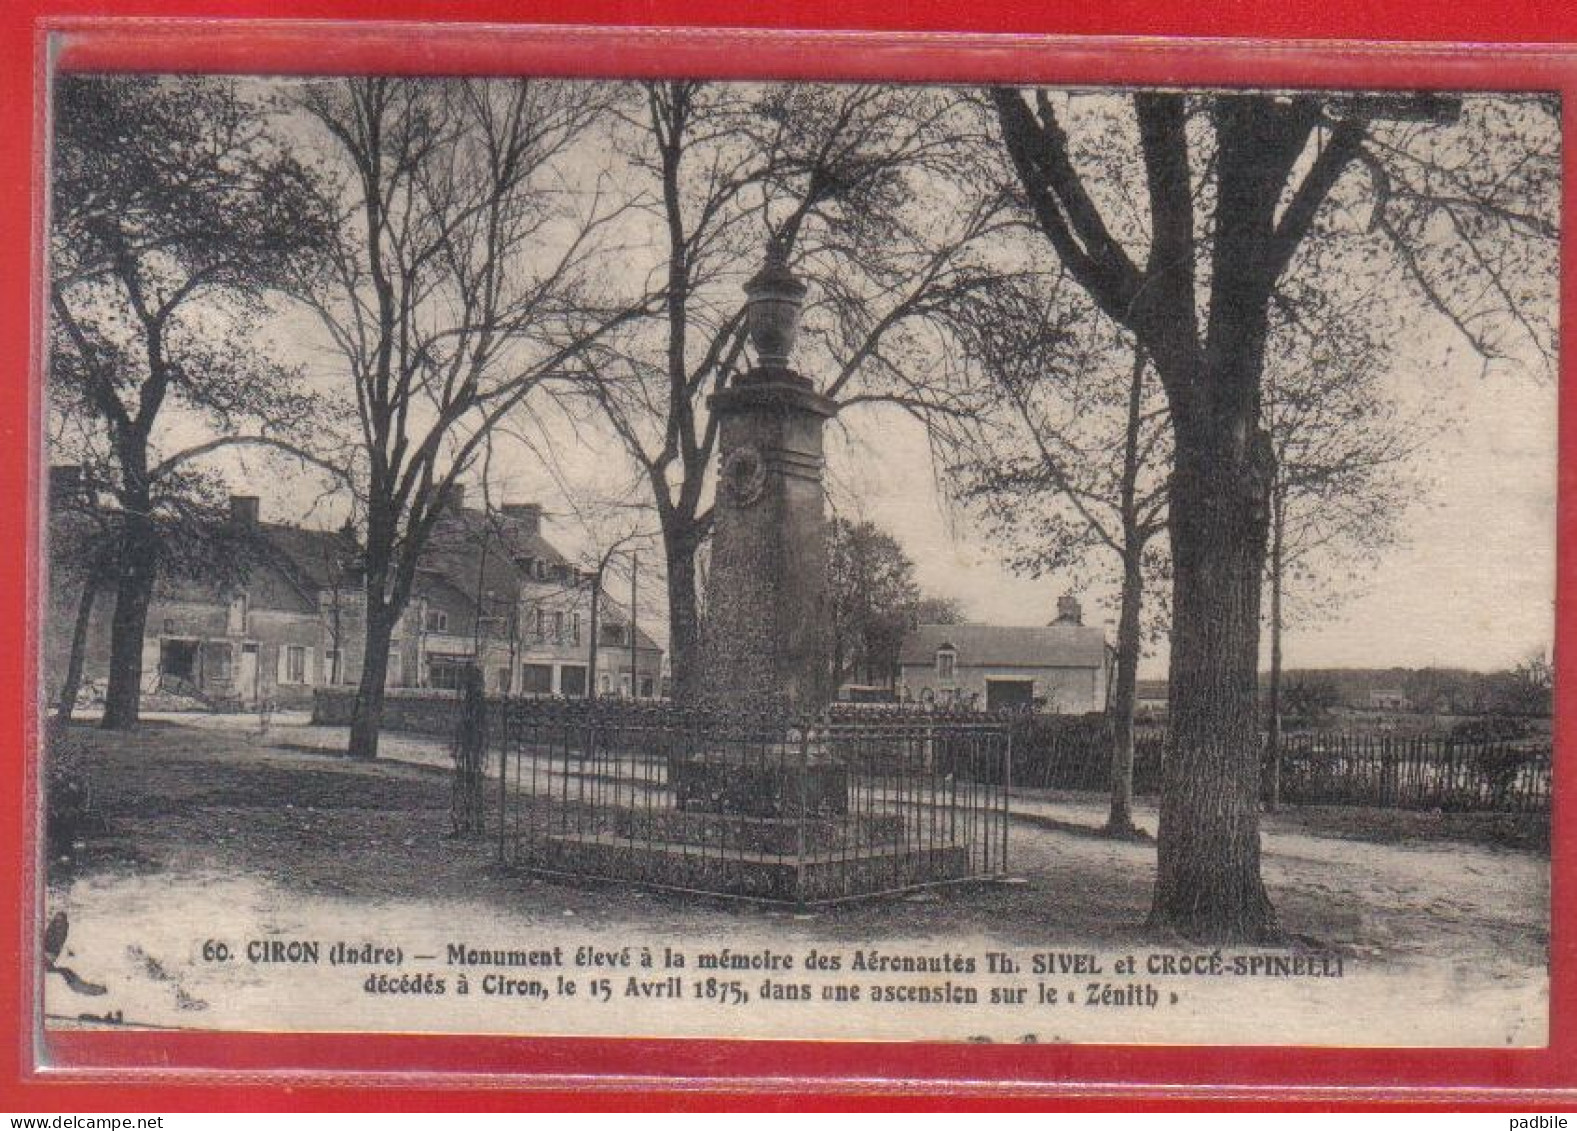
<box><xmin>1366</xmin><ymin>689</ymin><xmax>1411</xmax><ymax>711</ymax></box>
<box><xmin>45</xmin><ymin>471</ymin><xmax>663</xmax><ymax>711</ymax></box>
<box><xmin>361</xmin><ymin>493</ymin><xmax>664</xmax><ymax>700</ymax></box>
<box><xmin>896</xmin><ymin>597</ymin><xmax>1109</xmax><ymax>713</ymax></box>
<box><xmin>45</xmin><ymin>489</ymin><xmax>348</xmax><ymax>710</ymax></box>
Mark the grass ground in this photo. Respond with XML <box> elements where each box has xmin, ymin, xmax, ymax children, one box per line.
<box><xmin>40</xmin><ymin>715</ymin><xmax>1550</xmax><ymax>1046</ymax></box>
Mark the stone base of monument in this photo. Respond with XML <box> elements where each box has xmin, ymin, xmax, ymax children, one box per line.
<box><xmin>667</xmin><ymin>750</ymin><xmax>849</xmax><ymax>818</ymax></box>
<box><xmin>530</xmin><ymin>828</ymin><xmax>971</xmax><ymax>903</ymax></box>
<box><xmin>521</xmin><ymin>750</ymin><xmax>972</xmax><ymax>902</ymax></box>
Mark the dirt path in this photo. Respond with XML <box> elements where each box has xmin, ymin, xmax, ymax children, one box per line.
<box><xmin>42</xmin><ymin>717</ymin><xmax>1548</xmax><ymax>1046</ymax></box>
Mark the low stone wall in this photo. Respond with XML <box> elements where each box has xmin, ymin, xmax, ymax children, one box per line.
<box><xmin>312</xmin><ymin>688</ymin><xmax>465</xmax><ymax>734</ymax></box>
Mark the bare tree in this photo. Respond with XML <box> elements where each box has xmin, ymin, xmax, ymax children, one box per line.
<box><xmin>49</xmin><ymin>75</ymin><xmax>332</xmax><ymax>729</ymax></box>
<box><xmin>297</xmin><ymin>77</ymin><xmax>647</xmax><ymax>759</ymax></box>
<box><xmin>991</xmin><ymin>88</ymin><xmax>1557</xmax><ymax>939</ymax></box>
<box><xmin>1261</xmin><ymin>284</ymin><xmax>1425</xmax><ymax>808</ymax></box>
<box><xmin>46</xmin><ymin>469</ymin><xmax>115</xmax><ymax>722</ymax></box>
<box><xmin>582</xmin><ymin>81</ymin><xmax>1015</xmax><ymax>701</ymax></box>
<box><xmin>952</xmin><ymin>272</ymin><xmax>1171</xmax><ymax>838</ymax></box>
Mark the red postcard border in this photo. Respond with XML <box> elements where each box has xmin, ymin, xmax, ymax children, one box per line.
<box><xmin>3</xmin><ymin>6</ymin><xmax>1575</xmax><ymax>1111</ymax></box>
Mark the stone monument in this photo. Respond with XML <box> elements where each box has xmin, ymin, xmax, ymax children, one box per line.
<box><xmin>527</xmin><ymin>242</ymin><xmax>976</xmax><ymax>902</ymax></box>
<box><xmin>702</xmin><ymin>238</ymin><xmax>837</xmax><ymax>712</ymax></box>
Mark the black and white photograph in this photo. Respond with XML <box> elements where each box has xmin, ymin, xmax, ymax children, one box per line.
<box><xmin>39</xmin><ymin>68</ymin><xmax>1557</xmax><ymax>1045</ymax></box>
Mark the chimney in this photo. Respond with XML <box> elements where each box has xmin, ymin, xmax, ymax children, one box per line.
<box><xmin>49</xmin><ymin>464</ymin><xmax>82</xmax><ymax>503</ymax></box>
<box><xmin>501</xmin><ymin>502</ymin><xmax>543</xmax><ymax>535</ymax></box>
<box><xmin>229</xmin><ymin>495</ymin><xmax>261</xmax><ymax>527</ymax></box>
<box><xmin>1053</xmin><ymin>594</ymin><xmax>1082</xmax><ymax>626</ymax></box>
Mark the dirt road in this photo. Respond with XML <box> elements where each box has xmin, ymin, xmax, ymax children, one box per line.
<box><xmin>42</xmin><ymin>717</ymin><xmax>1548</xmax><ymax>1046</ymax></box>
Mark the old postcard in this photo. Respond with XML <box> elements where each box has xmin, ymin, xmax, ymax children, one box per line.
<box><xmin>38</xmin><ymin>62</ymin><xmax>1556</xmax><ymax>1050</ymax></box>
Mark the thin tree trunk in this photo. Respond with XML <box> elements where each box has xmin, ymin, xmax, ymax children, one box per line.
<box><xmin>1265</xmin><ymin>489</ymin><xmax>1286</xmax><ymax>812</ymax></box>
<box><xmin>102</xmin><ymin>506</ymin><xmax>157</xmax><ymax>731</ymax></box>
<box><xmin>56</xmin><ymin>578</ymin><xmax>98</xmax><ymax>723</ymax></box>
<box><xmin>664</xmin><ymin>524</ymin><xmax>703</xmax><ymax>704</ymax></box>
<box><xmin>1106</xmin><ymin>347</ymin><xmax>1149</xmax><ymax>838</ymax></box>
<box><xmin>1150</xmin><ymin>423</ymin><xmax>1280</xmax><ymax>942</ymax></box>
<box><xmin>1105</xmin><ymin>551</ymin><xmax>1144</xmax><ymax>837</ymax></box>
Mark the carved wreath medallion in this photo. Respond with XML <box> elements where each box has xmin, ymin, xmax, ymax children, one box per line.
<box><xmin>720</xmin><ymin>444</ymin><xmax>767</xmax><ymax>507</ymax></box>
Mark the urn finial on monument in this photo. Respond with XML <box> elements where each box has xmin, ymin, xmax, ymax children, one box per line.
<box><xmin>742</xmin><ymin>234</ymin><xmax>809</xmax><ymax>375</ymax></box>
<box><xmin>702</xmin><ymin>238</ymin><xmax>838</xmax><ymax>711</ymax></box>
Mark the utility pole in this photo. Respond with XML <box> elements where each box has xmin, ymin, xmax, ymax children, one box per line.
<box><xmin>587</xmin><ymin>565</ymin><xmax>601</xmax><ymax>699</ymax></box>
<box><xmin>629</xmin><ymin>552</ymin><xmax>639</xmax><ymax>698</ymax></box>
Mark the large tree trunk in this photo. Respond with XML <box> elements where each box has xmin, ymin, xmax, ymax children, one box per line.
<box><xmin>56</xmin><ymin>578</ymin><xmax>98</xmax><ymax>723</ymax></box>
<box><xmin>101</xmin><ymin>507</ymin><xmax>158</xmax><ymax>731</ymax></box>
<box><xmin>664</xmin><ymin>523</ymin><xmax>703</xmax><ymax>704</ymax></box>
<box><xmin>1151</xmin><ymin>419</ymin><xmax>1279</xmax><ymax>942</ymax></box>
<box><xmin>1105</xmin><ymin>550</ymin><xmax>1145</xmax><ymax>837</ymax></box>
<box><xmin>348</xmin><ymin>591</ymin><xmax>398</xmax><ymax>760</ymax></box>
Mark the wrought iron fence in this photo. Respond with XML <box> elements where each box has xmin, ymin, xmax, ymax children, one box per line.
<box><xmin>1274</xmin><ymin>732</ymin><xmax>1552</xmax><ymax>812</ymax></box>
<box><xmin>491</xmin><ymin>700</ymin><xmax>1011</xmax><ymax>904</ymax></box>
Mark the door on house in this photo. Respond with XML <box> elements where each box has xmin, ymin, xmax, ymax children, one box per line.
<box><xmin>985</xmin><ymin>678</ymin><xmax>1034</xmax><ymax>712</ymax></box>
<box><xmin>238</xmin><ymin>643</ymin><xmax>259</xmax><ymax>704</ymax></box>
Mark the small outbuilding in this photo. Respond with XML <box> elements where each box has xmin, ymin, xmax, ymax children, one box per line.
<box><xmin>897</xmin><ymin>596</ymin><xmax>1108</xmax><ymax>713</ymax></box>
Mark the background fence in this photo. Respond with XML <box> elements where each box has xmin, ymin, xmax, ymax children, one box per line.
<box><xmin>1274</xmin><ymin>732</ymin><xmax>1551</xmax><ymax>812</ymax></box>
<box><xmin>951</xmin><ymin>712</ymin><xmax>1550</xmax><ymax>813</ymax></box>
<box><xmin>323</xmin><ymin>690</ymin><xmax>1551</xmax><ymax>819</ymax></box>
<box><xmin>491</xmin><ymin>700</ymin><xmax>1011</xmax><ymax>904</ymax></box>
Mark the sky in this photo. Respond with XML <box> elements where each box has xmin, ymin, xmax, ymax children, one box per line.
<box><xmin>64</xmin><ymin>79</ymin><xmax>1559</xmax><ymax>679</ymax></box>
<box><xmin>825</xmin><ymin>317</ymin><xmax>1558</xmax><ymax>678</ymax></box>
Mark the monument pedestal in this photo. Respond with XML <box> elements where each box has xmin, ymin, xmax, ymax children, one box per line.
<box><xmin>668</xmin><ymin>748</ymin><xmax>849</xmax><ymax>818</ymax></box>
<box><xmin>701</xmin><ymin>368</ymin><xmax>838</xmax><ymax>712</ymax></box>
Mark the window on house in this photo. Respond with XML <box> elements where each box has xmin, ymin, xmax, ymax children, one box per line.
<box><xmin>571</xmin><ymin>612</ymin><xmax>581</xmax><ymax>645</ymax></box>
<box><xmin>552</xmin><ymin>610</ymin><xmax>564</xmax><ymax>643</ymax></box>
<box><xmin>428</xmin><ymin>657</ymin><xmax>469</xmax><ymax>691</ymax></box>
<box><xmin>202</xmin><ymin>641</ymin><xmax>233</xmax><ymax>684</ymax></box>
<box><xmin>640</xmin><ymin>676</ymin><xmax>654</xmax><ymax>699</ymax></box>
<box><xmin>559</xmin><ymin>664</ymin><xmax>587</xmax><ymax>698</ymax></box>
<box><xmin>282</xmin><ymin>645</ymin><xmax>308</xmax><ymax>685</ymax></box>
<box><xmin>325</xmin><ymin>647</ymin><xmax>340</xmax><ymax>684</ymax></box>
<box><xmin>521</xmin><ymin>664</ymin><xmax>553</xmax><ymax>695</ymax></box>
<box><xmin>226</xmin><ymin>592</ymin><xmax>248</xmax><ymax>635</ymax></box>
<box><xmin>425</xmin><ymin>609</ymin><xmax>448</xmax><ymax>633</ymax></box>
<box><xmin>936</xmin><ymin>647</ymin><xmax>957</xmax><ymax>681</ymax></box>
<box><xmin>534</xmin><ymin>607</ymin><xmax>546</xmax><ymax>641</ymax></box>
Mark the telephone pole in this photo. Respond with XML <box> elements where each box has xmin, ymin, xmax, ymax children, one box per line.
<box><xmin>629</xmin><ymin>552</ymin><xmax>639</xmax><ymax>698</ymax></box>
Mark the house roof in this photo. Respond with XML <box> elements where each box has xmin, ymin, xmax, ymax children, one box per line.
<box><xmin>44</xmin><ymin>477</ymin><xmax>666</xmax><ymax>656</ymax></box>
<box><xmin>595</xmin><ymin>594</ymin><xmax>664</xmax><ymax>655</ymax></box>
<box><xmin>898</xmin><ymin>622</ymin><xmax>1107</xmax><ymax>669</ymax></box>
<box><xmin>413</xmin><ymin>507</ymin><xmax>664</xmax><ymax>655</ymax></box>
<box><xmin>413</xmin><ymin>506</ymin><xmax>567</xmax><ymax>607</ymax></box>
<box><xmin>256</xmin><ymin>522</ymin><xmax>359</xmax><ymax>593</ymax></box>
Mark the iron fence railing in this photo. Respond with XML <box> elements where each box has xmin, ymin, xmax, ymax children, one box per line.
<box><xmin>489</xmin><ymin>699</ymin><xmax>1011</xmax><ymax>904</ymax></box>
<box><xmin>1274</xmin><ymin>732</ymin><xmax>1552</xmax><ymax>812</ymax></box>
